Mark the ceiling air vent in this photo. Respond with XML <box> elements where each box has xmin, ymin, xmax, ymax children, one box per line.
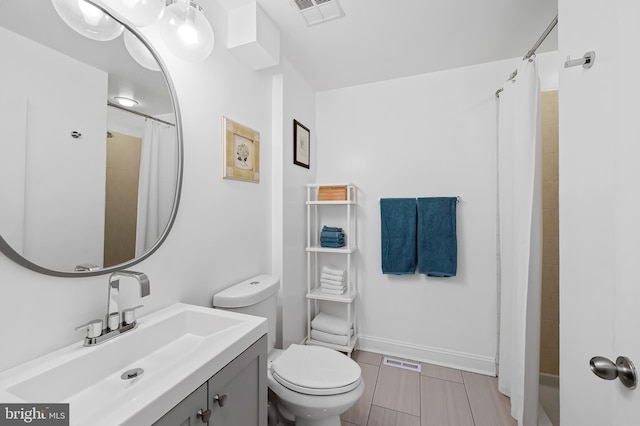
<box><xmin>294</xmin><ymin>0</ymin><xmax>314</xmax><ymax>9</ymax></box>
<box><xmin>292</xmin><ymin>0</ymin><xmax>344</xmax><ymax>26</ymax></box>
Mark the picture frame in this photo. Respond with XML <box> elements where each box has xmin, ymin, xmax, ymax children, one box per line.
<box><xmin>222</xmin><ymin>116</ymin><xmax>260</xmax><ymax>183</ymax></box>
<box><xmin>293</xmin><ymin>119</ymin><xmax>310</xmax><ymax>169</ymax></box>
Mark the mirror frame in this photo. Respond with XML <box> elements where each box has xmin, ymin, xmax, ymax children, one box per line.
<box><xmin>0</xmin><ymin>0</ymin><xmax>183</xmax><ymax>277</ymax></box>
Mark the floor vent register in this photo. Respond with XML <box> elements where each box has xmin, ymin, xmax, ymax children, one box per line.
<box><xmin>383</xmin><ymin>357</ymin><xmax>421</xmax><ymax>373</ymax></box>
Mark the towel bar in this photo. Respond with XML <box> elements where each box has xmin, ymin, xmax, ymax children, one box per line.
<box><xmin>378</xmin><ymin>196</ymin><xmax>461</xmax><ymax>204</ymax></box>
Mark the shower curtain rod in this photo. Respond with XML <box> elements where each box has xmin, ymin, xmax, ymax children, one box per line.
<box><xmin>495</xmin><ymin>14</ymin><xmax>558</xmax><ymax>97</ymax></box>
<box><xmin>107</xmin><ymin>101</ymin><xmax>176</xmax><ymax>127</ymax></box>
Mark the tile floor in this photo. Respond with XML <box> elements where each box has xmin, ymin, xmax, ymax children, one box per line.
<box><xmin>341</xmin><ymin>350</ymin><xmax>517</xmax><ymax>426</ymax></box>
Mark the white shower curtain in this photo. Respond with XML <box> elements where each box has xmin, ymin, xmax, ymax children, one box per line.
<box><xmin>497</xmin><ymin>59</ymin><xmax>542</xmax><ymax>426</ymax></box>
<box><xmin>135</xmin><ymin>119</ymin><xmax>178</xmax><ymax>256</ymax></box>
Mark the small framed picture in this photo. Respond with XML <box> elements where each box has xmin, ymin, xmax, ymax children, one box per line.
<box><xmin>293</xmin><ymin>119</ymin><xmax>310</xmax><ymax>169</ymax></box>
<box><xmin>222</xmin><ymin>116</ymin><xmax>260</xmax><ymax>183</ymax></box>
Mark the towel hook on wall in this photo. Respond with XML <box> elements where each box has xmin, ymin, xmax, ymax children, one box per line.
<box><xmin>564</xmin><ymin>51</ymin><xmax>596</xmax><ymax>69</ymax></box>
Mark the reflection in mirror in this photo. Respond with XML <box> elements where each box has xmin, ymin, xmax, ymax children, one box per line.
<box><xmin>0</xmin><ymin>0</ymin><xmax>182</xmax><ymax>276</ymax></box>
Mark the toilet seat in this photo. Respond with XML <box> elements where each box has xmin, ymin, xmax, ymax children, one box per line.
<box><xmin>271</xmin><ymin>344</ymin><xmax>361</xmax><ymax>396</ymax></box>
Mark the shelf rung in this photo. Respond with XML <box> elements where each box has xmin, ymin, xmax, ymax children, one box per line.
<box><xmin>306</xmin><ymin>337</ymin><xmax>357</xmax><ymax>354</ymax></box>
<box><xmin>306</xmin><ymin>246</ymin><xmax>358</xmax><ymax>254</ymax></box>
<box><xmin>306</xmin><ymin>287</ymin><xmax>356</xmax><ymax>302</ymax></box>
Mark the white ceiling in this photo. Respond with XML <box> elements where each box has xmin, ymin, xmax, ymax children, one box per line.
<box><xmin>256</xmin><ymin>0</ymin><xmax>558</xmax><ymax>91</ymax></box>
<box><xmin>1</xmin><ymin>0</ymin><xmax>558</xmax><ymax>113</ymax></box>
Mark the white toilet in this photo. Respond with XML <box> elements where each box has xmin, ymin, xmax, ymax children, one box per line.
<box><xmin>213</xmin><ymin>275</ymin><xmax>364</xmax><ymax>426</ymax></box>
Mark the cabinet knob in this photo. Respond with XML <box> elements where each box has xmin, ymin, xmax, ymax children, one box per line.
<box><xmin>213</xmin><ymin>393</ymin><xmax>227</xmax><ymax>407</ymax></box>
<box><xmin>196</xmin><ymin>408</ymin><xmax>211</xmax><ymax>423</ymax></box>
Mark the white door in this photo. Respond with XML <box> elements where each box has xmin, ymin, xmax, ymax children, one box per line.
<box><xmin>560</xmin><ymin>0</ymin><xmax>640</xmax><ymax>424</ymax></box>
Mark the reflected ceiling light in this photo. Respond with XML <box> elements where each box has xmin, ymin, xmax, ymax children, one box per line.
<box><xmin>158</xmin><ymin>0</ymin><xmax>214</xmax><ymax>62</ymax></box>
<box><xmin>100</xmin><ymin>0</ymin><xmax>165</xmax><ymax>27</ymax></box>
<box><xmin>124</xmin><ymin>31</ymin><xmax>161</xmax><ymax>71</ymax></box>
<box><xmin>51</xmin><ymin>0</ymin><xmax>124</xmax><ymax>41</ymax></box>
<box><xmin>114</xmin><ymin>96</ymin><xmax>139</xmax><ymax>107</ymax></box>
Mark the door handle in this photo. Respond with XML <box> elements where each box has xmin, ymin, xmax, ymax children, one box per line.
<box><xmin>590</xmin><ymin>356</ymin><xmax>637</xmax><ymax>389</ymax></box>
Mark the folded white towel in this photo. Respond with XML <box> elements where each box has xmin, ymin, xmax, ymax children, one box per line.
<box><xmin>320</xmin><ymin>280</ymin><xmax>346</xmax><ymax>290</ymax></box>
<box><xmin>311</xmin><ymin>328</ymin><xmax>353</xmax><ymax>346</ymax></box>
<box><xmin>320</xmin><ymin>287</ymin><xmax>345</xmax><ymax>295</ymax></box>
<box><xmin>311</xmin><ymin>312</ymin><xmax>353</xmax><ymax>336</ymax></box>
<box><xmin>322</xmin><ymin>265</ymin><xmax>345</xmax><ymax>277</ymax></box>
<box><xmin>320</xmin><ymin>273</ymin><xmax>345</xmax><ymax>283</ymax></box>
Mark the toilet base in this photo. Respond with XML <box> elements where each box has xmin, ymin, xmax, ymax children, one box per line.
<box><xmin>270</xmin><ymin>413</ymin><xmax>341</xmax><ymax>426</ymax></box>
<box><xmin>268</xmin><ymin>377</ymin><xmax>364</xmax><ymax>426</ymax></box>
<box><xmin>293</xmin><ymin>416</ymin><xmax>341</xmax><ymax>426</ymax></box>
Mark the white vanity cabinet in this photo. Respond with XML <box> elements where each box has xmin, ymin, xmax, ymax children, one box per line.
<box><xmin>152</xmin><ymin>383</ymin><xmax>208</xmax><ymax>426</ymax></box>
<box><xmin>153</xmin><ymin>335</ymin><xmax>267</xmax><ymax>426</ymax></box>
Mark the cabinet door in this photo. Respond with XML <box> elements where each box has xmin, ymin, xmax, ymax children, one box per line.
<box><xmin>153</xmin><ymin>383</ymin><xmax>208</xmax><ymax>426</ymax></box>
<box><xmin>208</xmin><ymin>335</ymin><xmax>267</xmax><ymax>426</ymax></box>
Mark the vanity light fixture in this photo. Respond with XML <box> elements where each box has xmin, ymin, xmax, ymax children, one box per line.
<box><xmin>114</xmin><ymin>96</ymin><xmax>139</xmax><ymax>107</ymax></box>
<box><xmin>158</xmin><ymin>0</ymin><xmax>214</xmax><ymax>62</ymax></box>
<box><xmin>100</xmin><ymin>0</ymin><xmax>165</xmax><ymax>27</ymax></box>
<box><xmin>124</xmin><ymin>31</ymin><xmax>161</xmax><ymax>71</ymax></box>
<box><xmin>52</xmin><ymin>0</ymin><xmax>216</xmax><ymax>62</ymax></box>
<box><xmin>51</xmin><ymin>0</ymin><xmax>124</xmax><ymax>41</ymax></box>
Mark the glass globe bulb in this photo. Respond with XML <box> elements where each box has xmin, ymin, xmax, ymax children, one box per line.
<box><xmin>158</xmin><ymin>1</ymin><xmax>214</xmax><ymax>62</ymax></box>
<box><xmin>51</xmin><ymin>0</ymin><xmax>124</xmax><ymax>41</ymax></box>
<box><xmin>124</xmin><ymin>30</ymin><xmax>161</xmax><ymax>71</ymax></box>
<box><xmin>101</xmin><ymin>0</ymin><xmax>164</xmax><ymax>27</ymax></box>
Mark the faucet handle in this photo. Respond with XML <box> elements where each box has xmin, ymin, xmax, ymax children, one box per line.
<box><xmin>107</xmin><ymin>312</ymin><xmax>121</xmax><ymax>331</ymax></box>
<box><xmin>75</xmin><ymin>319</ymin><xmax>103</xmax><ymax>338</ymax></box>
<box><xmin>123</xmin><ymin>305</ymin><xmax>144</xmax><ymax>326</ymax></box>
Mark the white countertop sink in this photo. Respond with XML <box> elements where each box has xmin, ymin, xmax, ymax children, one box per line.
<box><xmin>0</xmin><ymin>303</ymin><xmax>267</xmax><ymax>425</ymax></box>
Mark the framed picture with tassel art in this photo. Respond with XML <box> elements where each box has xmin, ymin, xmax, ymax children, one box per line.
<box><xmin>222</xmin><ymin>116</ymin><xmax>260</xmax><ymax>183</ymax></box>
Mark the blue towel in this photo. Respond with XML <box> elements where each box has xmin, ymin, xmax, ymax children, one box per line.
<box><xmin>321</xmin><ymin>240</ymin><xmax>345</xmax><ymax>248</ymax></box>
<box><xmin>417</xmin><ymin>197</ymin><xmax>457</xmax><ymax>277</ymax></box>
<box><xmin>322</xmin><ymin>226</ymin><xmax>343</xmax><ymax>233</ymax></box>
<box><xmin>321</xmin><ymin>239</ymin><xmax>345</xmax><ymax>247</ymax></box>
<box><xmin>320</xmin><ymin>230</ymin><xmax>345</xmax><ymax>238</ymax></box>
<box><xmin>321</xmin><ymin>236</ymin><xmax>344</xmax><ymax>242</ymax></box>
<box><xmin>380</xmin><ymin>198</ymin><xmax>417</xmax><ymax>274</ymax></box>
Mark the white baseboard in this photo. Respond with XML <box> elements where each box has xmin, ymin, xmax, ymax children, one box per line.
<box><xmin>357</xmin><ymin>334</ymin><xmax>496</xmax><ymax>376</ymax></box>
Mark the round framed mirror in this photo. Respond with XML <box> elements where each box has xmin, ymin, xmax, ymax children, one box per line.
<box><xmin>0</xmin><ymin>0</ymin><xmax>183</xmax><ymax>276</ymax></box>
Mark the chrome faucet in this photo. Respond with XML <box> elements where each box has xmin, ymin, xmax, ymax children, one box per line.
<box><xmin>107</xmin><ymin>270</ymin><xmax>150</xmax><ymax>330</ymax></box>
<box><xmin>76</xmin><ymin>270</ymin><xmax>150</xmax><ymax>346</ymax></box>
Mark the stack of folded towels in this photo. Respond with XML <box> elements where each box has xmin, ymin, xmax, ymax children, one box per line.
<box><xmin>320</xmin><ymin>265</ymin><xmax>346</xmax><ymax>295</ymax></box>
<box><xmin>320</xmin><ymin>225</ymin><xmax>345</xmax><ymax>248</ymax></box>
<box><xmin>310</xmin><ymin>311</ymin><xmax>354</xmax><ymax>346</ymax></box>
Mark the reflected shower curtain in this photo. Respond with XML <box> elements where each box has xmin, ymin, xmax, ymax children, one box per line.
<box><xmin>497</xmin><ymin>59</ymin><xmax>542</xmax><ymax>426</ymax></box>
<box><xmin>135</xmin><ymin>119</ymin><xmax>178</xmax><ymax>256</ymax></box>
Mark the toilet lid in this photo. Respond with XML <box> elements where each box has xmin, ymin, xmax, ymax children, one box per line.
<box><xmin>271</xmin><ymin>344</ymin><xmax>361</xmax><ymax>396</ymax></box>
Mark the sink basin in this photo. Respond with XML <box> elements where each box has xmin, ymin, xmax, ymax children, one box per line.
<box><xmin>0</xmin><ymin>303</ymin><xmax>267</xmax><ymax>425</ymax></box>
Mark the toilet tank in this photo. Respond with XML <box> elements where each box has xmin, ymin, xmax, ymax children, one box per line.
<box><xmin>213</xmin><ymin>274</ymin><xmax>280</xmax><ymax>353</ymax></box>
